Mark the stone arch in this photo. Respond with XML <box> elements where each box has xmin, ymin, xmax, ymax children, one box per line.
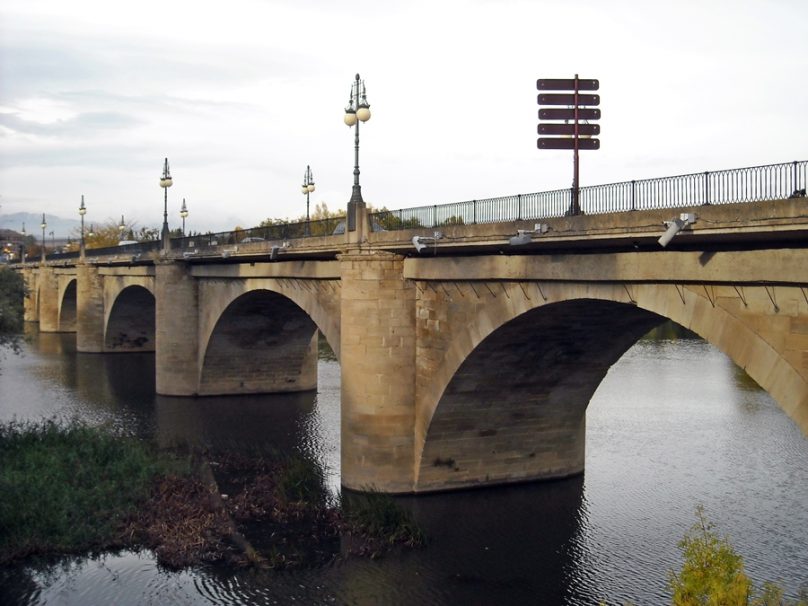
<box><xmin>198</xmin><ymin>278</ymin><xmax>340</xmax><ymax>368</ymax></box>
<box><xmin>104</xmin><ymin>285</ymin><xmax>155</xmax><ymax>352</ymax></box>
<box><xmin>635</xmin><ymin>283</ymin><xmax>808</xmax><ymax>434</ymax></box>
<box><xmin>198</xmin><ymin>288</ymin><xmax>320</xmax><ymax>396</ymax></box>
<box><xmin>58</xmin><ymin>278</ymin><xmax>77</xmax><ymax>332</ymax></box>
<box><xmin>414</xmin><ymin>281</ymin><xmax>808</xmax><ymax>491</ymax></box>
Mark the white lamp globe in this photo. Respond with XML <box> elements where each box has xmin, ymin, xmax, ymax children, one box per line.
<box><xmin>356</xmin><ymin>106</ymin><xmax>371</xmax><ymax>122</ymax></box>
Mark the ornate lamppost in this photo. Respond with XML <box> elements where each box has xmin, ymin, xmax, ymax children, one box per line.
<box><xmin>302</xmin><ymin>165</ymin><xmax>315</xmax><ymax>235</ymax></box>
<box><xmin>119</xmin><ymin>215</ymin><xmax>126</xmax><ymax>242</ymax></box>
<box><xmin>40</xmin><ymin>214</ymin><xmax>46</xmax><ymax>262</ymax></box>
<box><xmin>343</xmin><ymin>73</ymin><xmax>371</xmax><ymax>231</ymax></box>
<box><xmin>180</xmin><ymin>198</ymin><xmax>188</xmax><ymax>236</ymax></box>
<box><xmin>159</xmin><ymin>158</ymin><xmax>172</xmax><ymax>251</ymax></box>
<box><xmin>21</xmin><ymin>223</ymin><xmax>26</xmax><ymax>262</ymax></box>
<box><xmin>79</xmin><ymin>195</ymin><xmax>87</xmax><ymax>259</ymax></box>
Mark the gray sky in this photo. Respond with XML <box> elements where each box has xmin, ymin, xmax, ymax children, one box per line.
<box><xmin>1</xmin><ymin>0</ymin><xmax>806</xmax><ymax>235</ymax></box>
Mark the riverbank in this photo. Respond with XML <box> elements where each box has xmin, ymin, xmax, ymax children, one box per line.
<box><xmin>0</xmin><ymin>420</ymin><xmax>423</xmax><ymax>570</ymax></box>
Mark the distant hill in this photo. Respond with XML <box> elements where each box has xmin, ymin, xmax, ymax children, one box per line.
<box><xmin>0</xmin><ymin>212</ymin><xmax>80</xmax><ymax>239</ymax></box>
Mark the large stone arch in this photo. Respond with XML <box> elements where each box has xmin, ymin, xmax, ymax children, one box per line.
<box><xmin>58</xmin><ymin>278</ymin><xmax>77</xmax><ymax>332</ymax></box>
<box><xmin>413</xmin><ymin>281</ymin><xmax>808</xmax><ymax>492</ymax></box>
<box><xmin>104</xmin><ymin>284</ymin><xmax>156</xmax><ymax>352</ymax></box>
<box><xmin>197</xmin><ymin>277</ymin><xmax>341</xmax><ymax>368</ymax></box>
<box><xmin>198</xmin><ymin>287</ymin><xmax>319</xmax><ymax>395</ymax></box>
<box><xmin>195</xmin><ymin>278</ymin><xmax>340</xmax><ymax>396</ymax></box>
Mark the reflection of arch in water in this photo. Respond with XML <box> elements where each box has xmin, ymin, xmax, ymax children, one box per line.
<box><xmin>337</xmin><ymin>476</ymin><xmax>585</xmax><ymax>603</ymax></box>
<box><xmin>105</xmin><ymin>285</ymin><xmax>155</xmax><ymax>352</ymax></box>
<box><xmin>153</xmin><ymin>391</ymin><xmax>317</xmax><ymax>452</ymax></box>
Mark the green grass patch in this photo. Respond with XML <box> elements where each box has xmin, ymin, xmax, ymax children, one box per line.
<box><xmin>0</xmin><ymin>419</ymin><xmax>188</xmax><ymax>563</ymax></box>
<box><xmin>275</xmin><ymin>455</ymin><xmax>329</xmax><ymax>508</ymax></box>
<box><xmin>341</xmin><ymin>489</ymin><xmax>424</xmax><ymax>548</ymax></box>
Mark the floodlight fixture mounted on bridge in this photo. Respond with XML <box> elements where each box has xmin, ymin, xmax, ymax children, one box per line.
<box><xmin>658</xmin><ymin>213</ymin><xmax>697</xmax><ymax>248</ymax></box>
<box><xmin>508</xmin><ymin>223</ymin><xmax>550</xmax><ymax>246</ymax></box>
<box><xmin>343</xmin><ymin>73</ymin><xmax>371</xmax><ymax>232</ymax></box>
<box><xmin>159</xmin><ymin>157</ymin><xmax>173</xmax><ymax>251</ymax></box>
<box><xmin>412</xmin><ymin>231</ymin><xmax>444</xmax><ymax>254</ymax></box>
<box><xmin>537</xmin><ymin>75</ymin><xmax>601</xmax><ymax>216</ymax></box>
<box><xmin>302</xmin><ymin>165</ymin><xmax>315</xmax><ymax>236</ymax></box>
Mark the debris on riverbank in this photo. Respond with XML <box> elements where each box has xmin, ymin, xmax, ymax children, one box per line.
<box><xmin>0</xmin><ymin>421</ymin><xmax>423</xmax><ymax>570</ymax></box>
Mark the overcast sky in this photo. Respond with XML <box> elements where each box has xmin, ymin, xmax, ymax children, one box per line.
<box><xmin>1</xmin><ymin>0</ymin><xmax>806</xmax><ymax>236</ymax></box>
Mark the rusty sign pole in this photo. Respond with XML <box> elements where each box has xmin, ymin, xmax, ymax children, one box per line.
<box><xmin>573</xmin><ymin>74</ymin><xmax>580</xmax><ymax>215</ymax></box>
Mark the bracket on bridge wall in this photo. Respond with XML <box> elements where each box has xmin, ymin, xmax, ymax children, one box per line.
<box><xmin>622</xmin><ymin>284</ymin><xmax>637</xmax><ymax>305</ymax></box>
<box><xmin>498</xmin><ymin>283</ymin><xmax>510</xmax><ymax>299</ymax></box>
<box><xmin>764</xmin><ymin>285</ymin><xmax>780</xmax><ymax>313</ymax></box>
<box><xmin>703</xmin><ymin>285</ymin><xmax>716</xmax><ymax>308</ymax></box>
<box><xmin>733</xmin><ymin>285</ymin><xmax>748</xmax><ymax>307</ymax></box>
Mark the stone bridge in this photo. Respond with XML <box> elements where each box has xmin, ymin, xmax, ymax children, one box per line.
<box><xmin>20</xmin><ymin>197</ymin><xmax>808</xmax><ymax>493</ymax></box>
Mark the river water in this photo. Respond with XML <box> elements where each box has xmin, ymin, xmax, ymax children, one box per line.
<box><xmin>1</xmin><ymin>325</ymin><xmax>806</xmax><ymax>605</ymax></box>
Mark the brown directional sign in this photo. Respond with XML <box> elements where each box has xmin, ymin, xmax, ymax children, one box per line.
<box><xmin>538</xmin><ymin>138</ymin><xmax>600</xmax><ymax>150</ymax></box>
<box><xmin>538</xmin><ymin>123</ymin><xmax>600</xmax><ymax>136</ymax></box>
<box><xmin>538</xmin><ymin>93</ymin><xmax>600</xmax><ymax>106</ymax></box>
<box><xmin>539</xmin><ymin>107</ymin><xmax>601</xmax><ymax>121</ymax></box>
<box><xmin>537</xmin><ymin>78</ymin><xmax>599</xmax><ymax>91</ymax></box>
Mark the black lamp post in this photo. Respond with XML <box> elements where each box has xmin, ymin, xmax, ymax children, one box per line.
<box><xmin>119</xmin><ymin>215</ymin><xmax>126</xmax><ymax>242</ymax></box>
<box><xmin>79</xmin><ymin>195</ymin><xmax>87</xmax><ymax>259</ymax></box>
<box><xmin>343</xmin><ymin>73</ymin><xmax>371</xmax><ymax>231</ymax></box>
<box><xmin>21</xmin><ymin>223</ymin><xmax>26</xmax><ymax>262</ymax></box>
<box><xmin>302</xmin><ymin>165</ymin><xmax>315</xmax><ymax>235</ymax></box>
<box><xmin>180</xmin><ymin>198</ymin><xmax>188</xmax><ymax>236</ymax></box>
<box><xmin>40</xmin><ymin>214</ymin><xmax>46</xmax><ymax>262</ymax></box>
<box><xmin>159</xmin><ymin>158</ymin><xmax>172</xmax><ymax>250</ymax></box>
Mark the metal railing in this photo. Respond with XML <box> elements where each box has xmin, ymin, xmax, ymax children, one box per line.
<box><xmin>168</xmin><ymin>216</ymin><xmax>344</xmax><ymax>253</ymax></box>
<box><xmin>41</xmin><ymin>160</ymin><xmax>806</xmax><ymax>260</ymax></box>
<box><xmin>44</xmin><ymin>217</ymin><xmax>344</xmax><ymax>261</ymax></box>
<box><xmin>371</xmin><ymin>160</ymin><xmax>807</xmax><ymax>230</ymax></box>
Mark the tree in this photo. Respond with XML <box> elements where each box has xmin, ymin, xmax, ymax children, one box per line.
<box><xmin>372</xmin><ymin>206</ymin><xmax>423</xmax><ymax>231</ymax></box>
<box><xmin>669</xmin><ymin>506</ymin><xmax>750</xmax><ymax>605</ymax></box>
<box><xmin>69</xmin><ymin>219</ymin><xmax>157</xmax><ymax>249</ymax></box>
<box><xmin>669</xmin><ymin>507</ymin><xmax>808</xmax><ymax>606</ymax></box>
<box><xmin>0</xmin><ymin>266</ymin><xmax>24</xmax><ymax>357</ymax></box>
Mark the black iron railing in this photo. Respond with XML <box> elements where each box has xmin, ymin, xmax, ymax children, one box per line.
<box><xmin>371</xmin><ymin>160</ymin><xmax>807</xmax><ymax>230</ymax></box>
<box><xmin>44</xmin><ymin>217</ymin><xmax>344</xmax><ymax>261</ymax></box>
<box><xmin>41</xmin><ymin>160</ymin><xmax>806</xmax><ymax>260</ymax></box>
<box><xmin>168</xmin><ymin>216</ymin><xmax>344</xmax><ymax>253</ymax></box>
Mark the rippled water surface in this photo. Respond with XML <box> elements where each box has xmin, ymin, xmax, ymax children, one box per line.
<box><xmin>1</xmin><ymin>327</ymin><xmax>806</xmax><ymax>605</ymax></box>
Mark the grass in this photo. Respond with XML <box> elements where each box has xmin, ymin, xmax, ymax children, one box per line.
<box><xmin>0</xmin><ymin>419</ymin><xmax>188</xmax><ymax>563</ymax></box>
<box><xmin>0</xmin><ymin>420</ymin><xmax>425</xmax><ymax>568</ymax></box>
<box><xmin>341</xmin><ymin>489</ymin><xmax>425</xmax><ymax>548</ymax></box>
<box><xmin>275</xmin><ymin>454</ymin><xmax>330</xmax><ymax>508</ymax></box>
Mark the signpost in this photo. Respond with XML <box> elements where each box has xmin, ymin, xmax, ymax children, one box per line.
<box><xmin>537</xmin><ymin>74</ymin><xmax>601</xmax><ymax>215</ymax></box>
